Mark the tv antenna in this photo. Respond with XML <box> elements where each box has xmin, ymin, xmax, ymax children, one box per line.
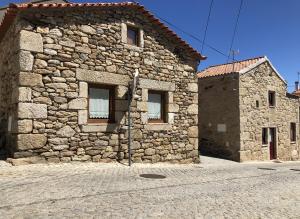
<box><xmin>231</xmin><ymin>50</ymin><xmax>240</xmax><ymax>72</ymax></box>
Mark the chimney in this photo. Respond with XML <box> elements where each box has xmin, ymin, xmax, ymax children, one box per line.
<box><xmin>295</xmin><ymin>81</ymin><xmax>299</xmax><ymax>91</ymax></box>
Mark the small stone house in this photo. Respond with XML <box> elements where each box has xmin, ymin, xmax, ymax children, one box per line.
<box><xmin>0</xmin><ymin>2</ymin><xmax>206</xmax><ymax>164</ymax></box>
<box><xmin>198</xmin><ymin>56</ymin><xmax>300</xmax><ymax>162</ymax></box>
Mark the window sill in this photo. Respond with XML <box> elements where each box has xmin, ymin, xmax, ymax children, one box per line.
<box><xmin>144</xmin><ymin>123</ymin><xmax>172</xmax><ymax>131</ymax></box>
<box><xmin>262</xmin><ymin>144</ymin><xmax>268</xmax><ymax>147</ymax></box>
<box><xmin>81</xmin><ymin>123</ymin><xmax>118</xmax><ymax>133</ymax></box>
<box><xmin>290</xmin><ymin>141</ymin><xmax>296</xmax><ymax>144</ymax></box>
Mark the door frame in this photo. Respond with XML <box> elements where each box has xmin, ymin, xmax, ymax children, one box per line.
<box><xmin>268</xmin><ymin>127</ymin><xmax>277</xmax><ymax>160</ymax></box>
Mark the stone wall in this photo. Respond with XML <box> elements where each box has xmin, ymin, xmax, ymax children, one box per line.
<box><xmin>239</xmin><ymin>62</ymin><xmax>300</xmax><ymax>161</ymax></box>
<box><xmin>0</xmin><ymin>20</ymin><xmax>20</xmax><ymax>154</ymax></box>
<box><xmin>199</xmin><ymin>61</ymin><xmax>300</xmax><ymax>162</ymax></box>
<box><xmin>9</xmin><ymin>6</ymin><xmax>200</xmax><ymax>163</ymax></box>
<box><xmin>198</xmin><ymin>74</ymin><xmax>240</xmax><ymax>161</ymax></box>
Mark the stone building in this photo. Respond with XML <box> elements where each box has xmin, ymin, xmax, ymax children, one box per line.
<box><xmin>0</xmin><ymin>2</ymin><xmax>205</xmax><ymax>164</ymax></box>
<box><xmin>198</xmin><ymin>56</ymin><xmax>300</xmax><ymax>162</ymax></box>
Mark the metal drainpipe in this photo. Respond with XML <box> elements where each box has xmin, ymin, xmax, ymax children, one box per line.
<box><xmin>127</xmin><ymin>69</ymin><xmax>139</xmax><ymax>166</ymax></box>
<box><xmin>127</xmin><ymin>82</ymin><xmax>132</xmax><ymax>166</ymax></box>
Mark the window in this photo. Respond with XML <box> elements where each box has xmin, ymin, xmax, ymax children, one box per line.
<box><xmin>88</xmin><ymin>85</ymin><xmax>115</xmax><ymax>123</ymax></box>
<box><xmin>290</xmin><ymin>123</ymin><xmax>296</xmax><ymax>142</ymax></box>
<box><xmin>262</xmin><ymin>128</ymin><xmax>268</xmax><ymax>145</ymax></box>
<box><xmin>127</xmin><ymin>26</ymin><xmax>139</xmax><ymax>46</ymax></box>
<box><xmin>256</xmin><ymin>100</ymin><xmax>259</xmax><ymax>108</ymax></box>
<box><xmin>268</xmin><ymin>91</ymin><xmax>276</xmax><ymax>107</ymax></box>
<box><xmin>148</xmin><ymin>91</ymin><xmax>166</xmax><ymax>123</ymax></box>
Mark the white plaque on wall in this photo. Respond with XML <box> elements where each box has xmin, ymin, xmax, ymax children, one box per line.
<box><xmin>7</xmin><ymin>115</ymin><xmax>12</xmax><ymax>132</ymax></box>
<box><xmin>217</xmin><ymin>124</ymin><xmax>226</xmax><ymax>133</ymax></box>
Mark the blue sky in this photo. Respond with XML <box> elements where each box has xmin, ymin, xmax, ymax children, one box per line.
<box><xmin>1</xmin><ymin>0</ymin><xmax>299</xmax><ymax>91</ymax></box>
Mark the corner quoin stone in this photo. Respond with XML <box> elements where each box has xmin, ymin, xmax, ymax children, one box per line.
<box><xmin>17</xmin><ymin>120</ymin><xmax>33</xmax><ymax>133</ymax></box>
<box><xmin>187</xmin><ymin>83</ymin><xmax>198</xmax><ymax>93</ymax></box>
<box><xmin>19</xmin><ymin>73</ymin><xmax>43</xmax><ymax>87</ymax></box>
<box><xmin>17</xmin><ymin>134</ymin><xmax>47</xmax><ymax>150</ymax></box>
<box><xmin>188</xmin><ymin>126</ymin><xmax>198</xmax><ymax>138</ymax></box>
<box><xmin>19</xmin><ymin>50</ymin><xmax>34</xmax><ymax>71</ymax></box>
<box><xmin>18</xmin><ymin>103</ymin><xmax>47</xmax><ymax>119</ymax></box>
<box><xmin>187</xmin><ymin>104</ymin><xmax>198</xmax><ymax>115</ymax></box>
<box><xmin>18</xmin><ymin>87</ymin><xmax>32</xmax><ymax>102</ymax></box>
<box><xmin>19</xmin><ymin>30</ymin><xmax>43</xmax><ymax>53</ymax></box>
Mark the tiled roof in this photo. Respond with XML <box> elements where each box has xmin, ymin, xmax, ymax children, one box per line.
<box><xmin>0</xmin><ymin>0</ymin><xmax>69</xmax><ymax>21</ymax></box>
<box><xmin>0</xmin><ymin>2</ymin><xmax>206</xmax><ymax>61</ymax></box>
<box><xmin>292</xmin><ymin>90</ymin><xmax>300</xmax><ymax>97</ymax></box>
<box><xmin>197</xmin><ymin>56</ymin><xmax>265</xmax><ymax>78</ymax></box>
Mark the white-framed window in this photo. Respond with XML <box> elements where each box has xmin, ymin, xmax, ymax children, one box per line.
<box><xmin>148</xmin><ymin>90</ymin><xmax>166</xmax><ymax>123</ymax></box>
<box><xmin>88</xmin><ymin>84</ymin><xmax>115</xmax><ymax>123</ymax></box>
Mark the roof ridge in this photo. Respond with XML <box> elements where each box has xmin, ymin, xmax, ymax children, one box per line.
<box><xmin>198</xmin><ymin>56</ymin><xmax>265</xmax><ymax>73</ymax></box>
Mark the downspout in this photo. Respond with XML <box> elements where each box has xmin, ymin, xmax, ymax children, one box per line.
<box><xmin>127</xmin><ymin>84</ymin><xmax>131</xmax><ymax>166</ymax></box>
<box><xmin>127</xmin><ymin>69</ymin><xmax>139</xmax><ymax>166</ymax></box>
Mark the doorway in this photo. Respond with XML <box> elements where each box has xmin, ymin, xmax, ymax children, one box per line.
<box><xmin>269</xmin><ymin>128</ymin><xmax>277</xmax><ymax>160</ymax></box>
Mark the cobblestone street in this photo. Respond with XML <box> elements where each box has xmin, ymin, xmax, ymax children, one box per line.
<box><xmin>0</xmin><ymin>157</ymin><xmax>299</xmax><ymax>218</ymax></box>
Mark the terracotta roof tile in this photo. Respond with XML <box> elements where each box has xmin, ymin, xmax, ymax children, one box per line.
<box><xmin>0</xmin><ymin>2</ymin><xmax>205</xmax><ymax>61</ymax></box>
<box><xmin>292</xmin><ymin>90</ymin><xmax>300</xmax><ymax>97</ymax></box>
<box><xmin>197</xmin><ymin>56</ymin><xmax>265</xmax><ymax>78</ymax></box>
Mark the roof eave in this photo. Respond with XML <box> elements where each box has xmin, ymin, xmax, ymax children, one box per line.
<box><xmin>238</xmin><ymin>56</ymin><xmax>287</xmax><ymax>85</ymax></box>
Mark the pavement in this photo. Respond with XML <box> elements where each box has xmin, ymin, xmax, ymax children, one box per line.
<box><xmin>0</xmin><ymin>156</ymin><xmax>299</xmax><ymax>219</ymax></box>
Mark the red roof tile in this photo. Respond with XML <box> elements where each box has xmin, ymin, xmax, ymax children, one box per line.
<box><xmin>0</xmin><ymin>2</ymin><xmax>206</xmax><ymax>60</ymax></box>
<box><xmin>197</xmin><ymin>56</ymin><xmax>265</xmax><ymax>78</ymax></box>
<box><xmin>292</xmin><ymin>90</ymin><xmax>300</xmax><ymax>97</ymax></box>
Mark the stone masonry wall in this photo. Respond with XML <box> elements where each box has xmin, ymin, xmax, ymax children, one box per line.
<box><xmin>0</xmin><ymin>21</ymin><xmax>21</xmax><ymax>154</ymax></box>
<box><xmin>11</xmin><ymin>7</ymin><xmax>200</xmax><ymax>163</ymax></box>
<box><xmin>239</xmin><ymin>62</ymin><xmax>300</xmax><ymax>161</ymax></box>
<box><xmin>198</xmin><ymin>74</ymin><xmax>240</xmax><ymax>161</ymax></box>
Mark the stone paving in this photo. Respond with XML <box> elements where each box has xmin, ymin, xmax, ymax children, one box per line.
<box><xmin>0</xmin><ymin>157</ymin><xmax>299</xmax><ymax>218</ymax></box>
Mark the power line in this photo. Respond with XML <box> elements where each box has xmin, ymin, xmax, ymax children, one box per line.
<box><xmin>226</xmin><ymin>0</ymin><xmax>244</xmax><ymax>63</ymax></box>
<box><xmin>133</xmin><ymin>0</ymin><xmax>253</xmax><ymax>70</ymax></box>
<box><xmin>201</xmin><ymin>0</ymin><xmax>214</xmax><ymax>53</ymax></box>
<box><xmin>132</xmin><ymin>0</ymin><xmax>241</xmax><ymax>62</ymax></box>
<box><xmin>155</xmin><ymin>15</ymin><xmax>230</xmax><ymax>59</ymax></box>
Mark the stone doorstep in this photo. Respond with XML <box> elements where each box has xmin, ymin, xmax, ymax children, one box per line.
<box><xmin>7</xmin><ymin>156</ymin><xmax>46</xmax><ymax>166</ymax></box>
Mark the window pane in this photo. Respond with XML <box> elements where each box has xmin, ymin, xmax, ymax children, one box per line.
<box><xmin>127</xmin><ymin>28</ymin><xmax>137</xmax><ymax>46</ymax></box>
<box><xmin>269</xmin><ymin>91</ymin><xmax>275</xmax><ymax>106</ymax></box>
<box><xmin>291</xmin><ymin>123</ymin><xmax>296</xmax><ymax>141</ymax></box>
<box><xmin>148</xmin><ymin>93</ymin><xmax>162</xmax><ymax>119</ymax></box>
<box><xmin>89</xmin><ymin>88</ymin><xmax>110</xmax><ymax>119</ymax></box>
<box><xmin>262</xmin><ymin>128</ymin><xmax>268</xmax><ymax>145</ymax></box>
